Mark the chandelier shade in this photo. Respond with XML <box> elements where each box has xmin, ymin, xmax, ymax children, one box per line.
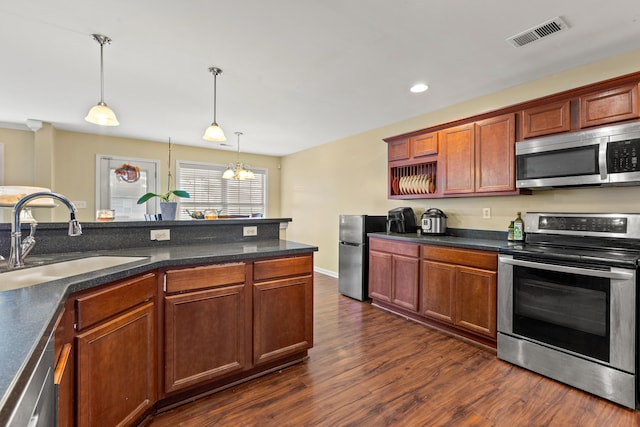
<box><xmin>223</xmin><ymin>132</ymin><xmax>254</xmax><ymax>180</ymax></box>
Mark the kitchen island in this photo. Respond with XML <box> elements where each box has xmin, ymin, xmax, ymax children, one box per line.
<box><xmin>0</xmin><ymin>218</ymin><xmax>318</xmax><ymax>426</ymax></box>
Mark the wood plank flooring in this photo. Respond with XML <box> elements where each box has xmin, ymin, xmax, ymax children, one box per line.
<box><xmin>150</xmin><ymin>273</ymin><xmax>640</xmax><ymax>426</ymax></box>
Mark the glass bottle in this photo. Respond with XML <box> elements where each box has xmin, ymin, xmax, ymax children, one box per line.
<box><xmin>513</xmin><ymin>212</ymin><xmax>525</xmax><ymax>242</ymax></box>
<box><xmin>507</xmin><ymin>221</ymin><xmax>515</xmax><ymax>241</ymax></box>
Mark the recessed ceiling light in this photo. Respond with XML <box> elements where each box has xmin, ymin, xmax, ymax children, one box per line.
<box><xmin>410</xmin><ymin>83</ymin><xmax>429</xmax><ymax>93</ymax></box>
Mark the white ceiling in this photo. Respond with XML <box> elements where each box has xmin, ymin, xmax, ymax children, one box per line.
<box><xmin>1</xmin><ymin>1</ymin><xmax>639</xmax><ymax>156</ymax></box>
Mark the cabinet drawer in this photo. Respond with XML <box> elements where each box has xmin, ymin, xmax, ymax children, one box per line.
<box><xmin>75</xmin><ymin>272</ymin><xmax>156</xmax><ymax>331</ymax></box>
<box><xmin>165</xmin><ymin>262</ymin><xmax>246</xmax><ymax>293</ymax></box>
<box><xmin>253</xmin><ymin>255</ymin><xmax>313</xmax><ymax>281</ymax></box>
<box><xmin>421</xmin><ymin>245</ymin><xmax>496</xmax><ymax>270</ymax></box>
<box><xmin>370</xmin><ymin>238</ymin><xmax>419</xmax><ymax>257</ymax></box>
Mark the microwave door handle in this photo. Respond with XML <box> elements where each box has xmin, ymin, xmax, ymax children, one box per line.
<box><xmin>498</xmin><ymin>255</ymin><xmax>634</xmax><ymax>280</ymax></box>
<box><xmin>599</xmin><ymin>139</ymin><xmax>608</xmax><ymax>180</ymax></box>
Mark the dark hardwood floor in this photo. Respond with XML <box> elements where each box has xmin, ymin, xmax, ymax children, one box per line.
<box><xmin>150</xmin><ymin>273</ymin><xmax>640</xmax><ymax>426</ymax></box>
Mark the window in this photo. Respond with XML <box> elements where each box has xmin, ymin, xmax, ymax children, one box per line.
<box><xmin>176</xmin><ymin>161</ymin><xmax>267</xmax><ymax>220</ymax></box>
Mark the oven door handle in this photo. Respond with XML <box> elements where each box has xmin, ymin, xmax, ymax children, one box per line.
<box><xmin>498</xmin><ymin>256</ymin><xmax>634</xmax><ymax>280</ymax></box>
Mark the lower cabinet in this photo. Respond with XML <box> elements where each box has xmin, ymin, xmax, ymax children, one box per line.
<box><xmin>253</xmin><ymin>255</ymin><xmax>314</xmax><ymax>366</ymax></box>
<box><xmin>369</xmin><ymin>237</ymin><xmax>497</xmax><ymax>346</ymax></box>
<box><xmin>368</xmin><ymin>238</ymin><xmax>420</xmax><ymax>312</ymax></box>
<box><xmin>422</xmin><ymin>261</ymin><xmax>496</xmax><ymax>339</ymax></box>
<box><xmin>54</xmin><ymin>252</ymin><xmax>315</xmax><ymax>426</ymax></box>
<box><xmin>163</xmin><ymin>262</ymin><xmax>249</xmax><ymax>394</ymax></box>
<box><xmin>74</xmin><ymin>272</ymin><xmax>157</xmax><ymax>427</ymax></box>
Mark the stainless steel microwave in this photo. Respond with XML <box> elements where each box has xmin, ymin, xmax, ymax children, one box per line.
<box><xmin>516</xmin><ymin>121</ymin><xmax>640</xmax><ymax>189</ymax></box>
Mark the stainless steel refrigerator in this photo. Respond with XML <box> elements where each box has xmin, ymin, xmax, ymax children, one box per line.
<box><xmin>338</xmin><ymin>215</ymin><xmax>387</xmax><ymax>301</ymax></box>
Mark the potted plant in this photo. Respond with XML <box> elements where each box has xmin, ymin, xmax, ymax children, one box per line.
<box><xmin>137</xmin><ymin>138</ymin><xmax>190</xmax><ymax>220</ymax></box>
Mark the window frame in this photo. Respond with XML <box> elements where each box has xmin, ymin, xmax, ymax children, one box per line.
<box><xmin>176</xmin><ymin>160</ymin><xmax>268</xmax><ymax>220</ymax></box>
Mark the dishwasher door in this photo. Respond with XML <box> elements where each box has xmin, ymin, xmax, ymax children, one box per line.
<box><xmin>338</xmin><ymin>241</ymin><xmax>367</xmax><ymax>301</ymax></box>
<box><xmin>7</xmin><ymin>331</ymin><xmax>55</xmax><ymax>427</ymax></box>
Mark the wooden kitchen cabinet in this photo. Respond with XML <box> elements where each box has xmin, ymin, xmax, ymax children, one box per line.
<box><xmin>441</xmin><ymin>114</ymin><xmax>516</xmax><ymax>195</ymax></box>
<box><xmin>580</xmin><ymin>83</ymin><xmax>640</xmax><ymax>128</ymax></box>
<box><xmin>163</xmin><ymin>262</ymin><xmax>249</xmax><ymax>394</ymax></box>
<box><xmin>475</xmin><ymin>113</ymin><xmax>515</xmax><ymax>193</ymax></box>
<box><xmin>421</xmin><ymin>246</ymin><xmax>497</xmax><ymax>340</ymax></box>
<box><xmin>54</xmin><ymin>300</ymin><xmax>74</xmax><ymax>427</ymax></box>
<box><xmin>411</xmin><ymin>131</ymin><xmax>438</xmax><ymax>158</ymax></box>
<box><xmin>74</xmin><ymin>272</ymin><xmax>157</xmax><ymax>427</ymax></box>
<box><xmin>369</xmin><ymin>238</ymin><xmax>420</xmax><ymax>312</ymax></box>
<box><xmin>520</xmin><ymin>100</ymin><xmax>571</xmax><ymax>138</ymax></box>
<box><xmin>440</xmin><ymin>123</ymin><xmax>475</xmax><ymax>195</ymax></box>
<box><xmin>253</xmin><ymin>255</ymin><xmax>314</xmax><ymax>366</ymax></box>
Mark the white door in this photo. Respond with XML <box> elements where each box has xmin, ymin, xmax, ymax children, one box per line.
<box><xmin>96</xmin><ymin>156</ymin><xmax>160</xmax><ymax>221</ymax></box>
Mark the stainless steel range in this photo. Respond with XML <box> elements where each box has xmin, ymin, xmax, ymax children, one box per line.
<box><xmin>498</xmin><ymin>212</ymin><xmax>640</xmax><ymax>409</ymax></box>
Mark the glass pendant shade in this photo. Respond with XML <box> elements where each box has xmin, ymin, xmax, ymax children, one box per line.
<box><xmin>85</xmin><ymin>34</ymin><xmax>119</xmax><ymax>127</ymax></box>
<box><xmin>203</xmin><ymin>123</ymin><xmax>226</xmax><ymax>141</ymax></box>
<box><xmin>85</xmin><ymin>102</ymin><xmax>119</xmax><ymax>126</ymax></box>
<box><xmin>203</xmin><ymin>67</ymin><xmax>226</xmax><ymax>142</ymax></box>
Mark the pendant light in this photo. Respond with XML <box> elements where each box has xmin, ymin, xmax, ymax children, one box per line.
<box><xmin>85</xmin><ymin>34</ymin><xmax>119</xmax><ymax>126</ymax></box>
<box><xmin>223</xmin><ymin>132</ymin><xmax>254</xmax><ymax>180</ymax></box>
<box><xmin>203</xmin><ymin>67</ymin><xmax>226</xmax><ymax>141</ymax></box>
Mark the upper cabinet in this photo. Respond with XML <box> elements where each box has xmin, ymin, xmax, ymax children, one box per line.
<box><xmin>441</xmin><ymin>114</ymin><xmax>516</xmax><ymax>195</ymax></box>
<box><xmin>520</xmin><ymin>100</ymin><xmax>571</xmax><ymax>139</ymax></box>
<box><xmin>580</xmin><ymin>83</ymin><xmax>640</xmax><ymax>128</ymax></box>
<box><xmin>383</xmin><ymin>71</ymin><xmax>640</xmax><ymax>200</ymax></box>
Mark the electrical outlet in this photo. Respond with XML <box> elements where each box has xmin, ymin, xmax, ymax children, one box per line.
<box><xmin>73</xmin><ymin>200</ymin><xmax>87</xmax><ymax>209</ymax></box>
<box><xmin>243</xmin><ymin>226</ymin><xmax>258</xmax><ymax>236</ymax></box>
<box><xmin>482</xmin><ymin>208</ymin><xmax>491</xmax><ymax>219</ymax></box>
<box><xmin>150</xmin><ymin>229</ymin><xmax>170</xmax><ymax>241</ymax></box>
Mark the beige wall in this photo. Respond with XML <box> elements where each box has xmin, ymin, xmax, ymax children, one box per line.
<box><xmin>1</xmin><ymin>129</ymin><xmax>282</xmax><ymax>222</ymax></box>
<box><xmin>281</xmin><ymin>49</ymin><xmax>640</xmax><ymax>275</ymax></box>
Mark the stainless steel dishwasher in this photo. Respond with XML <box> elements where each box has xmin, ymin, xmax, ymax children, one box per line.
<box><xmin>6</xmin><ymin>331</ymin><xmax>55</xmax><ymax>427</ymax></box>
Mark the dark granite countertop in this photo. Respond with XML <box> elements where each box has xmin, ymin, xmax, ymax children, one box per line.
<box><xmin>0</xmin><ymin>238</ymin><xmax>317</xmax><ymax>422</ymax></box>
<box><xmin>369</xmin><ymin>228</ymin><xmax>510</xmax><ymax>251</ymax></box>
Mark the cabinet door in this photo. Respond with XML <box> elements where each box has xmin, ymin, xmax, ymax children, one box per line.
<box><xmin>164</xmin><ymin>284</ymin><xmax>248</xmax><ymax>394</ymax></box>
<box><xmin>76</xmin><ymin>302</ymin><xmax>156</xmax><ymax>427</ymax></box>
<box><xmin>369</xmin><ymin>250</ymin><xmax>392</xmax><ymax>302</ymax></box>
<box><xmin>580</xmin><ymin>83</ymin><xmax>639</xmax><ymax>128</ymax></box>
<box><xmin>388</xmin><ymin>138</ymin><xmax>410</xmax><ymax>161</ymax></box>
<box><xmin>441</xmin><ymin>123</ymin><xmax>475</xmax><ymax>194</ymax></box>
<box><xmin>520</xmin><ymin>100</ymin><xmax>571</xmax><ymax>138</ymax></box>
<box><xmin>421</xmin><ymin>260</ymin><xmax>456</xmax><ymax>323</ymax></box>
<box><xmin>253</xmin><ymin>275</ymin><xmax>313</xmax><ymax>366</ymax></box>
<box><xmin>454</xmin><ymin>266</ymin><xmax>496</xmax><ymax>338</ymax></box>
<box><xmin>475</xmin><ymin>113</ymin><xmax>515</xmax><ymax>193</ymax></box>
<box><xmin>391</xmin><ymin>254</ymin><xmax>420</xmax><ymax>312</ymax></box>
<box><xmin>411</xmin><ymin>132</ymin><xmax>438</xmax><ymax>157</ymax></box>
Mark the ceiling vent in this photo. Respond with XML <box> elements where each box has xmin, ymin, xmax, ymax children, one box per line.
<box><xmin>507</xmin><ymin>17</ymin><xmax>569</xmax><ymax>47</ymax></box>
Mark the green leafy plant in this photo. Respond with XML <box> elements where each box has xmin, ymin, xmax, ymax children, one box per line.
<box><xmin>137</xmin><ymin>137</ymin><xmax>190</xmax><ymax>205</ymax></box>
<box><xmin>136</xmin><ymin>190</ymin><xmax>190</xmax><ymax>204</ymax></box>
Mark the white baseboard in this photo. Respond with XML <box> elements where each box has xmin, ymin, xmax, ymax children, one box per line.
<box><xmin>314</xmin><ymin>266</ymin><xmax>338</xmax><ymax>278</ymax></box>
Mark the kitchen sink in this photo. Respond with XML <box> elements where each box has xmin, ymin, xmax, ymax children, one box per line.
<box><xmin>0</xmin><ymin>256</ymin><xmax>148</xmax><ymax>291</ymax></box>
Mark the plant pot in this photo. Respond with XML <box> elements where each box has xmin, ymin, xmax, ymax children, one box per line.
<box><xmin>160</xmin><ymin>201</ymin><xmax>178</xmax><ymax>221</ymax></box>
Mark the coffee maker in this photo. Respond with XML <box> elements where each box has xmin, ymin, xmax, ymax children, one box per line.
<box><xmin>387</xmin><ymin>207</ymin><xmax>417</xmax><ymax>233</ymax></box>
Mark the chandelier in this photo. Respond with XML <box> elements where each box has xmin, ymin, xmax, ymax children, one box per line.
<box><xmin>223</xmin><ymin>132</ymin><xmax>255</xmax><ymax>180</ymax></box>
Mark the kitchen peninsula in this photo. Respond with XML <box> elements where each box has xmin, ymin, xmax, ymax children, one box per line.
<box><xmin>0</xmin><ymin>218</ymin><xmax>317</xmax><ymax>426</ymax></box>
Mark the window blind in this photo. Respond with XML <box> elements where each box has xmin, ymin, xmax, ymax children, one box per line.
<box><xmin>176</xmin><ymin>161</ymin><xmax>267</xmax><ymax>220</ymax></box>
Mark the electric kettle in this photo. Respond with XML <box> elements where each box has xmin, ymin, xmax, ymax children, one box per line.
<box><xmin>421</xmin><ymin>208</ymin><xmax>447</xmax><ymax>235</ymax></box>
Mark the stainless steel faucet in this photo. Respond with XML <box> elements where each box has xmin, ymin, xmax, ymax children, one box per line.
<box><xmin>9</xmin><ymin>192</ymin><xmax>82</xmax><ymax>268</ymax></box>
